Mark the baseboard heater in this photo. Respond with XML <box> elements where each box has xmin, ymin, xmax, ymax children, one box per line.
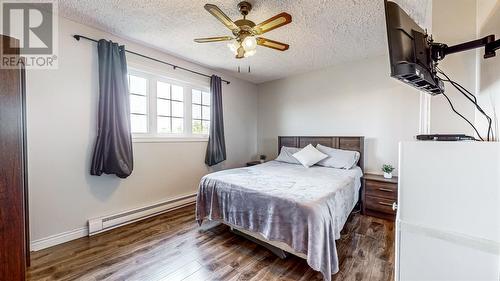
<box><xmin>88</xmin><ymin>193</ymin><xmax>197</xmax><ymax>236</ymax></box>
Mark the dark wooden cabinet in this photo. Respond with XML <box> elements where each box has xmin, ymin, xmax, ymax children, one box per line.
<box><xmin>362</xmin><ymin>174</ymin><xmax>398</xmax><ymax>221</ymax></box>
<box><xmin>0</xmin><ymin>34</ymin><xmax>29</xmax><ymax>280</ymax></box>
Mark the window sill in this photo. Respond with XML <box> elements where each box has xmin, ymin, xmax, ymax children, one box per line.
<box><xmin>132</xmin><ymin>136</ymin><xmax>209</xmax><ymax>143</ymax></box>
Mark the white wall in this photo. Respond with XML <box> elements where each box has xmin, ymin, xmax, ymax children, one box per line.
<box><xmin>430</xmin><ymin>0</ymin><xmax>478</xmax><ymax>136</ymax></box>
<box><xmin>430</xmin><ymin>0</ymin><xmax>500</xmax><ymax>141</ymax></box>
<box><xmin>27</xmin><ymin>17</ymin><xmax>258</xmax><ymax>243</ymax></box>
<box><xmin>257</xmin><ymin>56</ymin><xmax>421</xmax><ymax>174</ymax></box>
<box><xmin>477</xmin><ymin>0</ymin><xmax>500</xmax><ymax>141</ymax></box>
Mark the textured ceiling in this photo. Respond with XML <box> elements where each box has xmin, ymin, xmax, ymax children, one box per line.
<box><xmin>59</xmin><ymin>0</ymin><xmax>431</xmax><ymax>84</ymax></box>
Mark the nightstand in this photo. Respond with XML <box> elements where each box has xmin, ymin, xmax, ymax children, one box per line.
<box><xmin>246</xmin><ymin>160</ymin><xmax>263</xmax><ymax>167</ymax></box>
<box><xmin>362</xmin><ymin>173</ymin><xmax>398</xmax><ymax>221</ymax></box>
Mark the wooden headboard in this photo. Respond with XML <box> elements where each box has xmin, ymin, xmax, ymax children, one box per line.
<box><xmin>278</xmin><ymin>136</ymin><xmax>365</xmax><ymax>172</ymax></box>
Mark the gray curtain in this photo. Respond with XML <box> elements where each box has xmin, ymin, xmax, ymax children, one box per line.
<box><xmin>205</xmin><ymin>75</ymin><xmax>226</xmax><ymax>166</ymax></box>
<box><xmin>90</xmin><ymin>39</ymin><xmax>134</xmax><ymax>178</ymax></box>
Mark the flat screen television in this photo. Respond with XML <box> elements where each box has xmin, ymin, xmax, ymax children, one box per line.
<box><xmin>384</xmin><ymin>0</ymin><xmax>443</xmax><ymax>95</ymax></box>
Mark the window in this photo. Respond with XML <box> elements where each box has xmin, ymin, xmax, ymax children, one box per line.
<box><xmin>127</xmin><ymin>69</ymin><xmax>210</xmax><ymax>141</ymax></box>
<box><xmin>192</xmin><ymin>89</ymin><xmax>210</xmax><ymax>135</ymax></box>
<box><xmin>129</xmin><ymin>75</ymin><xmax>148</xmax><ymax>133</ymax></box>
<box><xmin>157</xmin><ymin>82</ymin><xmax>184</xmax><ymax>134</ymax></box>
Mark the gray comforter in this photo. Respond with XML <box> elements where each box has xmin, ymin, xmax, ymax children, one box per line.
<box><xmin>196</xmin><ymin>161</ymin><xmax>362</xmax><ymax>281</ymax></box>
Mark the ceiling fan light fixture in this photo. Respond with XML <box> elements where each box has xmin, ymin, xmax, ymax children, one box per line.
<box><xmin>227</xmin><ymin>41</ymin><xmax>240</xmax><ymax>55</ymax></box>
<box><xmin>244</xmin><ymin>49</ymin><xmax>256</xmax><ymax>58</ymax></box>
<box><xmin>242</xmin><ymin>36</ymin><xmax>257</xmax><ymax>51</ymax></box>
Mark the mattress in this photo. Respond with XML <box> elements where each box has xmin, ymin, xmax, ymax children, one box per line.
<box><xmin>196</xmin><ymin>160</ymin><xmax>362</xmax><ymax>281</ymax></box>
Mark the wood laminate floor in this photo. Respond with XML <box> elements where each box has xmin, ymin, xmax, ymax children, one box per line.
<box><xmin>27</xmin><ymin>205</ymin><xmax>394</xmax><ymax>281</ymax></box>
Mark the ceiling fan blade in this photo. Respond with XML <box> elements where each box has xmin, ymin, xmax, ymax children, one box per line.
<box><xmin>204</xmin><ymin>4</ymin><xmax>239</xmax><ymax>32</ymax></box>
<box><xmin>194</xmin><ymin>36</ymin><xmax>233</xmax><ymax>43</ymax></box>
<box><xmin>256</xmin><ymin>37</ymin><xmax>289</xmax><ymax>51</ymax></box>
<box><xmin>253</xmin><ymin>12</ymin><xmax>292</xmax><ymax>35</ymax></box>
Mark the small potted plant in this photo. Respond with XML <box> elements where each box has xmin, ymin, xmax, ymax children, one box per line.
<box><xmin>382</xmin><ymin>164</ymin><xmax>395</xmax><ymax>179</ymax></box>
<box><xmin>259</xmin><ymin>155</ymin><xmax>267</xmax><ymax>163</ymax></box>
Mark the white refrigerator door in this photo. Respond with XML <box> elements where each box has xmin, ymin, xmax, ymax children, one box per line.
<box><xmin>396</xmin><ymin>141</ymin><xmax>500</xmax><ymax>281</ymax></box>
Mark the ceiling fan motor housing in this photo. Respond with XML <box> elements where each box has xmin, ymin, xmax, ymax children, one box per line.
<box><xmin>234</xmin><ymin>20</ymin><xmax>256</xmax><ymax>37</ymax></box>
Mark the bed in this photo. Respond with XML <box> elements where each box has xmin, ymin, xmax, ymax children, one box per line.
<box><xmin>196</xmin><ymin>136</ymin><xmax>364</xmax><ymax>281</ymax></box>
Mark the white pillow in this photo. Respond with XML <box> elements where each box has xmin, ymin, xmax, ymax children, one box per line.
<box><xmin>292</xmin><ymin>144</ymin><xmax>328</xmax><ymax>168</ymax></box>
<box><xmin>316</xmin><ymin>144</ymin><xmax>360</xmax><ymax>169</ymax></box>
<box><xmin>275</xmin><ymin>146</ymin><xmax>301</xmax><ymax>164</ymax></box>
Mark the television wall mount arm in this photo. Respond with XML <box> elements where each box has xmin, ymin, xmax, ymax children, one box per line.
<box><xmin>430</xmin><ymin>34</ymin><xmax>500</xmax><ymax>61</ymax></box>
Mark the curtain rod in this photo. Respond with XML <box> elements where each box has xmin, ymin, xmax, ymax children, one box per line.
<box><xmin>73</xmin><ymin>34</ymin><xmax>230</xmax><ymax>85</ymax></box>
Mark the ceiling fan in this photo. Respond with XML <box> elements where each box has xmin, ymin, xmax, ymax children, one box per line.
<box><xmin>194</xmin><ymin>1</ymin><xmax>292</xmax><ymax>59</ymax></box>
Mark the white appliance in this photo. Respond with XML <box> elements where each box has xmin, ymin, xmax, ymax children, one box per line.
<box><xmin>396</xmin><ymin>141</ymin><xmax>500</xmax><ymax>281</ymax></box>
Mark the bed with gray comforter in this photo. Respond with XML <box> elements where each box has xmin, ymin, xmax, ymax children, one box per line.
<box><xmin>196</xmin><ymin>160</ymin><xmax>363</xmax><ymax>281</ymax></box>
